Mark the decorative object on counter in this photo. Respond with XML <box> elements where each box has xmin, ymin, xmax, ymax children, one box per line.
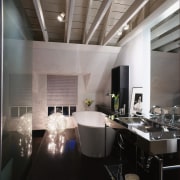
<box><xmin>106</xmin><ymin>92</ymin><xmax>122</xmax><ymax>113</ymax></box>
<box><xmin>106</xmin><ymin>92</ymin><xmax>126</xmax><ymax>116</ymax></box>
<box><xmin>130</xmin><ymin>87</ymin><xmax>143</xmax><ymax>117</ymax></box>
<box><xmin>84</xmin><ymin>98</ymin><xmax>93</xmax><ymax>110</ymax></box>
<box><xmin>112</xmin><ymin>93</ymin><xmax>119</xmax><ymax>112</ymax></box>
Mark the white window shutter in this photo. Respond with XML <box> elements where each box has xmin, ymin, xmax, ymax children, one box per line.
<box><xmin>47</xmin><ymin>75</ymin><xmax>78</xmax><ymax>106</ymax></box>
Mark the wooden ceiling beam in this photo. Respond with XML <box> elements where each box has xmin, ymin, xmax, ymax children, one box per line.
<box><xmin>64</xmin><ymin>0</ymin><xmax>75</xmax><ymax>43</ymax></box>
<box><xmin>85</xmin><ymin>0</ymin><xmax>113</xmax><ymax>44</ymax></box>
<box><xmin>99</xmin><ymin>3</ymin><xmax>112</xmax><ymax>45</ymax></box>
<box><xmin>152</xmin><ymin>29</ymin><xmax>180</xmax><ymax>49</ymax></box>
<box><xmin>33</xmin><ymin>0</ymin><xmax>48</xmax><ymax>42</ymax></box>
<box><xmin>102</xmin><ymin>0</ymin><xmax>149</xmax><ymax>45</ymax></box>
<box><xmin>159</xmin><ymin>40</ymin><xmax>180</xmax><ymax>52</ymax></box>
<box><xmin>82</xmin><ymin>0</ymin><xmax>92</xmax><ymax>44</ymax></box>
<box><xmin>151</xmin><ymin>13</ymin><xmax>180</xmax><ymax>40</ymax></box>
<box><xmin>117</xmin><ymin>0</ymin><xmax>179</xmax><ymax>47</ymax></box>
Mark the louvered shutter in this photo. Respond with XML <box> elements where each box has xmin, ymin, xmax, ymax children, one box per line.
<box><xmin>47</xmin><ymin>75</ymin><xmax>78</xmax><ymax>106</ymax></box>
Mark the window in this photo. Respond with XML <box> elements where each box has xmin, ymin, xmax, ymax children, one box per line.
<box><xmin>9</xmin><ymin>74</ymin><xmax>32</xmax><ymax>118</ymax></box>
<box><xmin>48</xmin><ymin>106</ymin><xmax>76</xmax><ymax>116</ymax></box>
<box><xmin>9</xmin><ymin>74</ymin><xmax>32</xmax><ymax>106</ymax></box>
<box><xmin>10</xmin><ymin>106</ymin><xmax>32</xmax><ymax>118</ymax></box>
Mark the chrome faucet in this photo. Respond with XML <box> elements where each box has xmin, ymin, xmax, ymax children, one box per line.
<box><xmin>113</xmin><ymin>111</ymin><xmax>122</xmax><ymax>116</ymax></box>
<box><xmin>170</xmin><ymin>105</ymin><xmax>180</xmax><ymax>125</ymax></box>
<box><xmin>108</xmin><ymin>111</ymin><xmax>122</xmax><ymax>120</ymax></box>
<box><xmin>150</xmin><ymin>105</ymin><xmax>160</xmax><ymax>114</ymax></box>
<box><xmin>150</xmin><ymin>105</ymin><xmax>164</xmax><ymax>121</ymax></box>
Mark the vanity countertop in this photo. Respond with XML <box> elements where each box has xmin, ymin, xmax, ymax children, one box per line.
<box><xmin>114</xmin><ymin>117</ymin><xmax>180</xmax><ymax>141</ymax></box>
<box><xmin>106</xmin><ymin>116</ymin><xmax>180</xmax><ymax>154</ymax></box>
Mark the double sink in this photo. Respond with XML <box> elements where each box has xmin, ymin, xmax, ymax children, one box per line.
<box><xmin>115</xmin><ymin>117</ymin><xmax>180</xmax><ymax>154</ymax></box>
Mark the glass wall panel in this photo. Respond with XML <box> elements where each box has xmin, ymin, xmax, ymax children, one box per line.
<box><xmin>1</xmin><ymin>0</ymin><xmax>33</xmax><ymax>179</ymax></box>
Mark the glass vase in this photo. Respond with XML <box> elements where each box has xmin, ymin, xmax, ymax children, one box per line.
<box><xmin>114</xmin><ymin>98</ymin><xmax>119</xmax><ymax>112</ymax></box>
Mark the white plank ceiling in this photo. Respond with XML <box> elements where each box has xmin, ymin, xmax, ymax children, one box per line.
<box><xmin>17</xmin><ymin>0</ymin><xmax>180</xmax><ymax>53</ymax></box>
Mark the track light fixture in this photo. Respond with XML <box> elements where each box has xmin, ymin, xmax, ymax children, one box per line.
<box><xmin>57</xmin><ymin>12</ymin><xmax>65</xmax><ymax>22</ymax></box>
<box><xmin>123</xmin><ymin>24</ymin><xmax>129</xmax><ymax>30</ymax></box>
<box><xmin>117</xmin><ymin>30</ymin><xmax>122</xmax><ymax>36</ymax></box>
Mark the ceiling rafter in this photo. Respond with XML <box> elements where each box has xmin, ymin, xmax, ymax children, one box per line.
<box><xmin>64</xmin><ymin>0</ymin><xmax>75</xmax><ymax>43</ymax></box>
<box><xmin>151</xmin><ymin>13</ymin><xmax>180</xmax><ymax>40</ymax></box>
<box><xmin>82</xmin><ymin>0</ymin><xmax>92</xmax><ymax>44</ymax></box>
<box><xmin>20</xmin><ymin>0</ymin><xmax>180</xmax><ymax>53</ymax></box>
<box><xmin>159</xmin><ymin>40</ymin><xmax>180</xmax><ymax>52</ymax></box>
<box><xmin>99</xmin><ymin>3</ymin><xmax>113</xmax><ymax>45</ymax></box>
<box><xmin>102</xmin><ymin>0</ymin><xmax>149</xmax><ymax>45</ymax></box>
<box><xmin>152</xmin><ymin>29</ymin><xmax>180</xmax><ymax>50</ymax></box>
<box><xmin>85</xmin><ymin>0</ymin><xmax>113</xmax><ymax>44</ymax></box>
<box><xmin>33</xmin><ymin>0</ymin><xmax>48</xmax><ymax>42</ymax></box>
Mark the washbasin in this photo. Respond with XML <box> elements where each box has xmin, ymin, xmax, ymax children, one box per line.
<box><xmin>144</xmin><ymin>126</ymin><xmax>162</xmax><ymax>132</ymax></box>
<box><xmin>135</xmin><ymin>123</ymin><xmax>179</xmax><ymax>132</ymax></box>
<box><xmin>129</xmin><ymin>118</ymin><xmax>162</xmax><ymax>132</ymax></box>
<box><xmin>134</xmin><ymin>123</ymin><xmax>180</xmax><ymax>140</ymax></box>
<box><xmin>115</xmin><ymin>117</ymin><xmax>146</xmax><ymax>128</ymax></box>
<box><xmin>116</xmin><ymin>117</ymin><xmax>180</xmax><ymax>154</ymax></box>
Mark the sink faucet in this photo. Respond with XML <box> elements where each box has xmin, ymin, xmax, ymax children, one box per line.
<box><xmin>170</xmin><ymin>105</ymin><xmax>180</xmax><ymax>125</ymax></box>
<box><xmin>150</xmin><ymin>105</ymin><xmax>164</xmax><ymax>121</ymax></box>
<box><xmin>150</xmin><ymin>105</ymin><xmax>164</xmax><ymax>117</ymax></box>
<box><xmin>150</xmin><ymin>105</ymin><xmax>160</xmax><ymax>114</ymax></box>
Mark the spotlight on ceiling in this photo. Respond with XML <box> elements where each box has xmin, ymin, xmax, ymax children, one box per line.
<box><xmin>117</xmin><ymin>30</ymin><xmax>122</xmax><ymax>36</ymax></box>
<box><xmin>124</xmin><ymin>24</ymin><xmax>129</xmax><ymax>31</ymax></box>
<box><xmin>57</xmin><ymin>12</ymin><xmax>65</xmax><ymax>22</ymax></box>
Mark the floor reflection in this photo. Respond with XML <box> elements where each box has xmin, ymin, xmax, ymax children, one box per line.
<box><xmin>17</xmin><ymin>113</ymin><xmax>32</xmax><ymax>157</ymax></box>
<box><xmin>18</xmin><ymin>135</ymin><xmax>32</xmax><ymax>157</ymax></box>
<box><xmin>47</xmin><ymin>131</ymin><xmax>77</xmax><ymax>155</ymax></box>
<box><xmin>47</xmin><ymin>132</ymin><xmax>65</xmax><ymax>155</ymax></box>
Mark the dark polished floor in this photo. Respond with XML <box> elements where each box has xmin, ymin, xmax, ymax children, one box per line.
<box><xmin>27</xmin><ymin>128</ymin><xmax>136</xmax><ymax>180</ymax></box>
<box><xmin>26</xmin><ymin>128</ymin><xmax>180</xmax><ymax>180</ymax></box>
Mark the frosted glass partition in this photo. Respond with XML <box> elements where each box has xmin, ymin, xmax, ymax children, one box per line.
<box><xmin>0</xmin><ymin>0</ymin><xmax>33</xmax><ymax>179</ymax></box>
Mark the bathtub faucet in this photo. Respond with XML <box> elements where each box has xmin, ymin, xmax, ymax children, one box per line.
<box><xmin>108</xmin><ymin>111</ymin><xmax>122</xmax><ymax>120</ymax></box>
<box><xmin>113</xmin><ymin>111</ymin><xmax>122</xmax><ymax>117</ymax></box>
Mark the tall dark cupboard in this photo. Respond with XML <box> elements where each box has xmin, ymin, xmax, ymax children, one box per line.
<box><xmin>111</xmin><ymin>66</ymin><xmax>129</xmax><ymax>115</ymax></box>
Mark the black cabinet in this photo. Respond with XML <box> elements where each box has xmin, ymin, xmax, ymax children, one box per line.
<box><xmin>111</xmin><ymin>66</ymin><xmax>129</xmax><ymax>115</ymax></box>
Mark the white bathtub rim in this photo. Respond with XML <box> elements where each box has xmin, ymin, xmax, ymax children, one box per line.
<box><xmin>72</xmin><ymin>111</ymin><xmax>106</xmax><ymax>128</ymax></box>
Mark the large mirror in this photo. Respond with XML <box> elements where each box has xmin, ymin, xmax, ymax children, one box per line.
<box><xmin>151</xmin><ymin>6</ymin><xmax>180</xmax><ymax>107</ymax></box>
<box><xmin>1</xmin><ymin>0</ymin><xmax>33</xmax><ymax>179</ymax></box>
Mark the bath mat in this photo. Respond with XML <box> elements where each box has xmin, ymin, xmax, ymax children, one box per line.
<box><xmin>104</xmin><ymin>164</ymin><xmax>124</xmax><ymax>180</ymax></box>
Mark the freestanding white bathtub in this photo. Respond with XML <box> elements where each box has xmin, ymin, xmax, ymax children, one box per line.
<box><xmin>73</xmin><ymin>111</ymin><xmax>116</xmax><ymax>158</ymax></box>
